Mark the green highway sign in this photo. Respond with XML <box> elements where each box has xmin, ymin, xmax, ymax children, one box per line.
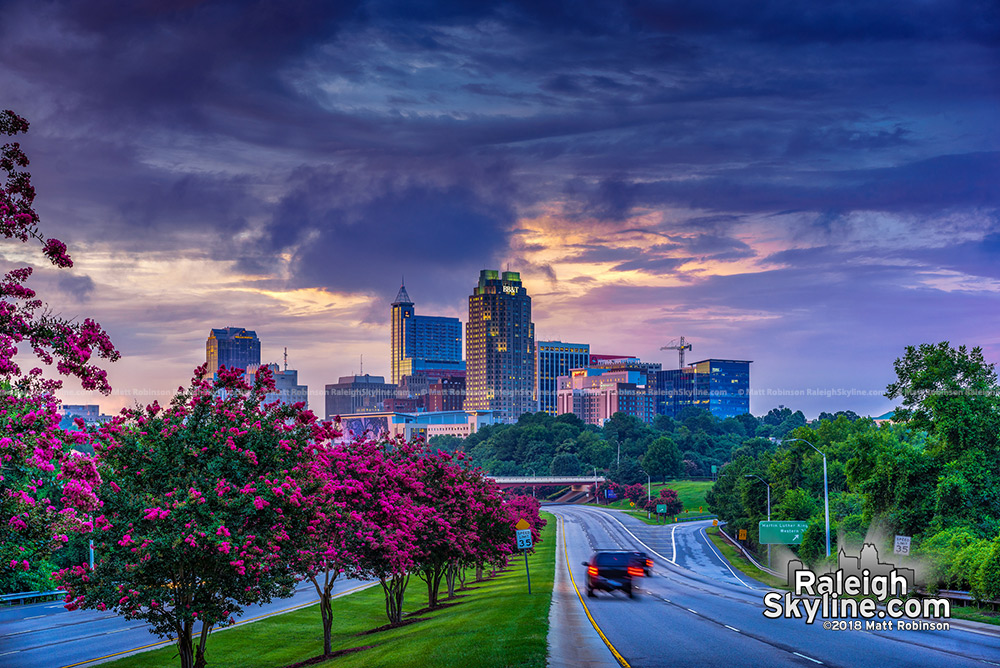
<box><xmin>656</xmin><ymin>504</ymin><xmax>667</xmax><ymax>514</ymax></box>
<box><xmin>759</xmin><ymin>521</ymin><xmax>808</xmax><ymax>544</ymax></box>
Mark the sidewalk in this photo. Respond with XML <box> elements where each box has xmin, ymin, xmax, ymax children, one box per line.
<box><xmin>547</xmin><ymin>515</ymin><xmax>621</xmax><ymax>668</ymax></box>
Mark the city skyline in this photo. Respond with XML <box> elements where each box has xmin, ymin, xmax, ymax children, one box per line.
<box><xmin>0</xmin><ymin>2</ymin><xmax>996</xmax><ymax>418</ymax></box>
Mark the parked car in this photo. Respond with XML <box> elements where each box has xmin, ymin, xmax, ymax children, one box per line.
<box><xmin>583</xmin><ymin>550</ymin><xmax>645</xmax><ymax>598</ymax></box>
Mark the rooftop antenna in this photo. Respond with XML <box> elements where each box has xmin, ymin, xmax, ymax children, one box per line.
<box><xmin>360</xmin><ymin>354</ymin><xmax>364</xmax><ymax>376</ymax></box>
<box><xmin>283</xmin><ymin>347</ymin><xmax>288</xmax><ymax>372</ymax></box>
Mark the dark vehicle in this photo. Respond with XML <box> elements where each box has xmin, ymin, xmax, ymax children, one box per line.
<box><xmin>632</xmin><ymin>551</ymin><xmax>654</xmax><ymax>576</ymax></box>
<box><xmin>583</xmin><ymin>550</ymin><xmax>645</xmax><ymax>598</ymax></box>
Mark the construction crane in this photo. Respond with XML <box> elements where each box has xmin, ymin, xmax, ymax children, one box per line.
<box><xmin>660</xmin><ymin>337</ymin><xmax>692</xmax><ymax>369</ymax></box>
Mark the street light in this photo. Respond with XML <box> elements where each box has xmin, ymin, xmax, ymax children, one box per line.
<box><xmin>744</xmin><ymin>474</ymin><xmax>772</xmax><ymax>568</ymax></box>
<box><xmin>529</xmin><ymin>468</ymin><xmax>536</xmax><ymax>498</ymax></box>
<box><xmin>784</xmin><ymin>438</ymin><xmax>830</xmax><ymax>558</ymax></box>
<box><xmin>594</xmin><ymin>467</ymin><xmax>599</xmax><ymax>504</ymax></box>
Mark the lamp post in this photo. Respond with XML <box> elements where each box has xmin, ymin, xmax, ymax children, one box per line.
<box><xmin>594</xmin><ymin>467</ymin><xmax>599</xmax><ymax>504</ymax></box>
<box><xmin>529</xmin><ymin>468</ymin><xmax>536</xmax><ymax>498</ymax></box>
<box><xmin>784</xmin><ymin>438</ymin><xmax>830</xmax><ymax>558</ymax></box>
<box><xmin>645</xmin><ymin>470</ymin><xmax>651</xmax><ymax>519</ymax></box>
<box><xmin>744</xmin><ymin>474</ymin><xmax>772</xmax><ymax>568</ymax></box>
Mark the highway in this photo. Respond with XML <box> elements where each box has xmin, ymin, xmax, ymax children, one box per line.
<box><xmin>552</xmin><ymin>504</ymin><xmax>1000</xmax><ymax>668</ymax></box>
<box><xmin>0</xmin><ymin>577</ymin><xmax>375</xmax><ymax>668</ymax></box>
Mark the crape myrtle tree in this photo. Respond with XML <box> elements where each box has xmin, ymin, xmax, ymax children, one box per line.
<box><xmin>1</xmin><ymin>110</ymin><xmax>119</xmax><ymax>594</ymax></box>
<box><xmin>644</xmin><ymin>487</ymin><xmax>683</xmax><ymax>516</ymax></box>
<box><xmin>56</xmin><ymin>366</ymin><xmax>334</xmax><ymax>668</ymax></box>
<box><xmin>455</xmin><ymin>466</ymin><xmax>512</xmax><ymax>592</ymax></box>
<box><xmin>346</xmin><ymin>436</ymin><xmax>432</xmax><ymax>626</ymax></box>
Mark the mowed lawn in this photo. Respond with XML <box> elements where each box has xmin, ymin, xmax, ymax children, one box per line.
<box><xmin>102</xmin><ymin>512</ymin><xmax>556</xmax><ymax>668</ymax></box>
<box><xmin>591</xmin><ymin>480</ymin><xmax>715</xmax><ymax>522</ymax></box>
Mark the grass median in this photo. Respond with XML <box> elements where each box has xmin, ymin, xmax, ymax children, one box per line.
<box><xmin>101</xmin><ymin>511</ymin><xmax>555</xmax><ymax>668</ymax></box>
<box><xmin>703</xmin><ymin>526</ymin><xmax>788</xmax><ymax>590</ymax></box>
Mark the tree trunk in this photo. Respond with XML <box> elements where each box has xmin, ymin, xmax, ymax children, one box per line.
<box><xmin>381</xmin><ymin>574</ymin><xmax>409</xmax><ymax>625</ymax></box>
<box><xmin>193</xmin><ymin>623</ymin><xmax>211</xmax><ymax>668</ymax></box>
<box><xmin>310</xmin><ymin>571</ymin><xmax>336</xmax><ymax>656</ymax></box>
<box><xmin>177</xmin><ymin>621</ymin><xmax>194</xmax><ymax>668</ymax></box>
<box><xmin>445</xmin><ymin>562</ymin><xmax>457</xmax><ymax>598</ymax></box>
<box><xmin>458</xmin><ymin>567</ymin><xmax>467</xmax><ymax>590</ymax></box>
<box><xmin>475</xmin><ymin>564</ymin><xmax>484</xmax><ymax>582</ymax></box>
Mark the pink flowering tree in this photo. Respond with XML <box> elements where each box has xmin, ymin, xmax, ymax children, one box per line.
<box><xmin>339</xmin><ymin>436</ymin><xmax>431</xmax><ymax>627</ymax></box>
<box><xmin>505</xmin><ymin>494</ymin><xmax>546</xmax><ymax>549</ymax></box>
<box><xmin>55</xmin><ymin>366</ymin><xmax>332</xmax><ymax>668</ymax></box>
<box><xmin>1</xmin><ymin>111</ymin><xmax>118</xmax><ymax>594</ymax></box>
<box><xmin>622</xmin><ymin>482</ymin><xmax>646</xmax><ymax>506</ymax></box>
<box><xmin>644</xmin><ymin>487</ymin><xmax>683</xmax><ymax>516</ymax></box>
<box><xmin>294</xmin><ymin>437</ymin><xmax>387</xmax><ymax>655</ymax></box>
<box><xmin>412</xmin><ymin>449</ymin><xmax>480</xmax><ymax>609</ymax></box>
<box><xmin>454</xmin><ymin>464</ymin><xmax>513</xmax><ymax>590</ymax></box>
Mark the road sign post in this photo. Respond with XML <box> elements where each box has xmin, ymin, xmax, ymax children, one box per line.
<box><xmin>515</xmin><ymin>519</ymin><xmax>533</xmax><ymax>594</ymax></box>
<box><xmin>759</xmin><ymin>521</ymin><xmax>809</xmax><ymax>544</ymax></box>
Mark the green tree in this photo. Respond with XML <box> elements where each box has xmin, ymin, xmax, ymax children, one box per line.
<box><xmin>643</xmin><ymin>436</ymin><xmax>682</xmax><ymax>482</ymax></box>
<box><xmin>550</xmin><ymin>452</ymin><xmax>583</xmax><ymax>476</ymax></box>
<box><xmin>886</xmin><ymin>342</ymin><xmax>1000</xmax><ymax>459</ymax></box>
<box><xmin>973</xmin><ymin>536</ymin><xmax>1000</xmax><ymax>602</ymax></box>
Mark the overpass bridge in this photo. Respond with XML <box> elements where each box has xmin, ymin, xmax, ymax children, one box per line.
<box><xmin>486</xmin><ymin>475</ymin><xmax>604</xmax><ymax>491</ymax></box>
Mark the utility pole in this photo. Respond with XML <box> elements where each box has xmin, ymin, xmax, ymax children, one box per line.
<box><xmin>283</xmin><ymin>347</ymin><xmax>288</xmax><ymax>372</ymax></box>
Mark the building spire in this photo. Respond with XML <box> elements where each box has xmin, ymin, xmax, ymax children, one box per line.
<box><xmin>392</xmin><ymin>280</ymin><xmax>413</xmax><ymax>306</ymax></box>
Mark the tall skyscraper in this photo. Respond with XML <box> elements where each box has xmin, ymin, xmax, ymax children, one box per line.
<box><xmin>390</xmin><ymin>283</ymin><xmax>463</xmax><ymax>385</ymax></box>
<box><xmin>206</xmin><ymin>327</ymin><xmax>260</xmax><ymax>375</ymax></box>
<box><xmin>465</xmin><ymin>269</ymin><xmax>535</xmax><ymax>423</ymax></box>
<box><xmin>535</xmin><ymin>341</ymin><xmax>590</xmax><ymax>415</ymax></box>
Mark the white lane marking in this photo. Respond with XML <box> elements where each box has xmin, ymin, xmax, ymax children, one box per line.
<box><xmin>670</xmin><ymin>523</ymin><xmax>677</xmax><ymax>564</ymax></box>
<box><xmin>793</xmin><ymin>651</ymin><xmax>823</xmax><ymax>664</ymax></box>
<box><xmin>22</xmin><ymin>615</ymin><xmax>46</xmax><ymax>620</ymax></box>
<box><xmin>593</xmin><ymin>510</ymin><xmax>674</xmax><ymax>565</ymax></box>
<box><xmin>686</xmin><ymin>608</ymin><xmax>697</xmax><ymax>614</ymax></box>
<box><xmin>46</xmin><ymin>605</ymin><xmax>65</xmax><ymax>609</ymax></box>
<box><xmin>1</xmin><ymin>650</ymin><xmax>21</xmax><ymax>656</ymax></box>
<box><xmin>725</xmin><ymin>625</ymin><xmax>740</xmax><ymax>632</ymax></box>
<box><xmin>697</xmin><ymin>526</ymin><xmax>756</xmax><ymax>590</ymax></box>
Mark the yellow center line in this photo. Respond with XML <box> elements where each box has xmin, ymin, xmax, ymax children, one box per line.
<box><xmin>561</xmin><ymin>516</ymin><xmax>631</xmax><ymax>668</ymax></box>
<box><xmin>58</xmin><ymin>582</ymin><xmax>377</xmax><ymax>668</ymax></box>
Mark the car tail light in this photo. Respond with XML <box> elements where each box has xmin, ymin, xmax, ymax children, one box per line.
<box><xmin>588</xmin><ymin>566</ymin><xmax>598</xmax><ymax>577</ymax></box>
<box><xmin>628</xmin><ymin>566</ymin><xmax>644</xmax><ymax>577</ymax></box>
<box><xmin>646</xmin><ymin>559</ymin><xmax>653</xmax><ymax>568</ymax></box>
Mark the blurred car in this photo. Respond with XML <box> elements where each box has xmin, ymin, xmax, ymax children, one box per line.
<box><xmin>583</xmin><ymin>550</ymin><xmax>645</xmax><ymax>598</ymax></box>
<box><xmin>631</xmin><ymin>550</ymin><xmax>654</xmax><ymax>576</ymax></box>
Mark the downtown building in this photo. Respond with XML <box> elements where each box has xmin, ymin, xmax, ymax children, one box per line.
<box><xmin>556</xmin><ymin>357</ymin><xmax>660</xmax><ymax>425</ymax></box>
<box><xmin>535</xmin><ymin>340</ymin><xmax>590</xmax><ymax>415</ymax></box>
<box><xmin>324</xmin><ymin>375</ymin><xmax>398</xmax><ymax>419</ymax></box>
<box><xmin>246</xmin><ymin>363</ymin><xmax>309</xmax><ymax>409</ymax></box>
<box><xmin>390</xmin><ymin>283</ymin><xmax>464</xmax><ymax>385</ymax></box>
<box><xmin>465</xmin><ymin>269</ymin><xmax>536</xmax><ymax>423</ymax></box>
<box><xmin>656</xmin><ymin>359</ymin><xmax>751</xmax><ymax>419</ymax></box>
<box><xmin>206</xmin><ymin>327</ymin><xmax>261</xmax><ymax>375</ymax></box>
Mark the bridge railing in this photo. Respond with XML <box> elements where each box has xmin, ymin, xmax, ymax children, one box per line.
<box><xmin>0</xmin><ymin>589</ymin><xmax>63</xmax><ymax>606</ymax></box>
<box><xmin>487</xmin><ymin>476</ymin><xmax>606</xmax><ymax>484</ymax></box>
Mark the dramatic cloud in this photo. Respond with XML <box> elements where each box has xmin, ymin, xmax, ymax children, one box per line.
<box><xmin>0</xmin><ymin>0</ymin><xmax>996</xmax><ymax>416</ymax></box>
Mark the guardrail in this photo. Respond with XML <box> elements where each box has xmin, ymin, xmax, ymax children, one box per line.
<box><xmin>716</xmin><ymin>524</ymin><xmax>783</xmax><ymax>578</ymax></box>
<box><xmin>914</xmin><ymin>587</ymin><xmax>1000</xmax><ymax>606</ymax></box>
<box><xmin>1</xmin><ymin>589</ymin><xmax>63</xmax><ymax>605</ymax></box>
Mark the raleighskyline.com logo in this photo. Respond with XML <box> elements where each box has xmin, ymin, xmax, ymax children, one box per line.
<box><xmin>763</xmin><ymin>544</ymin><xmax>951</xmax><ymax>631</ymax></box>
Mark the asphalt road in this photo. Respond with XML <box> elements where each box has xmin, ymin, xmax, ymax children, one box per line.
<box><xmin>0</xmin><ymin>577</ymin><xmax>375</xmax><ymax>668</ymax></box>
<box><xmin>552</xmin><ymin>504</ymin><xmax>1000</xmax><ymax>668</ymax></box>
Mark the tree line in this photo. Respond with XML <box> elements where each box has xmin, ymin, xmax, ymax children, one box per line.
<box><xmin>708</xmin><ymin>342</ymin><xmax>1000</xmax><ymax>601</ymax></box>
<box><xmin>429</xmin><ymin>402</ymin><xmax>814</xmax><ymax>486</ymax></box>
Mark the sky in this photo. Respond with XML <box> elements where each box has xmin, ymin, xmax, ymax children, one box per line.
<box><xmin>1</xmin><ymin>0</ymin><xmax>998</xmax><ymax>418</ymax></box>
